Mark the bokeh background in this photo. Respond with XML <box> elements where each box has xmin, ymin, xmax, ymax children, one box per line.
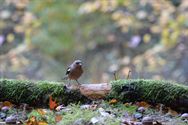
<box><xmin>0</xmin><ymin>0</ymin><xmax>188</xmax><ymax>85</ymax></box>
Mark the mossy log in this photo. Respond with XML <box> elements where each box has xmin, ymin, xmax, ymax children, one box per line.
<box><xmin>0</xmin><ymin>79</ymin><xmax>187</xmax><ymax>111</ymax></box>
<box><xmin>108</xmin><ymin>79</ymin><xmax>188</xmax><ymax>112</ymax></box>
<box><xmin>0</xmin><ymin>79</ymin><xmax>89</xmax><ymax>106</ymax></box>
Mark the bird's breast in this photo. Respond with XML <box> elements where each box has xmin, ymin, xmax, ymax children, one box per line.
<box><xmin>68</xmin><ymin>67</ymin><xmax>83</xmax><ymax>80</ymax></box>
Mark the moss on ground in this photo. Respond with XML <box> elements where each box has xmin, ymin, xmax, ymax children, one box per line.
<box><xmin>58</xmin><ymin>104</ymin><xmax>97</xmax><ymax>125</ymax></box>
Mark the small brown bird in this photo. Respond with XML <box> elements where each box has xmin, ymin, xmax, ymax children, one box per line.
<box><xmin>65</xmin><ymin>60</ymin><xmax>83</xmax><ymax>85</ymax></box>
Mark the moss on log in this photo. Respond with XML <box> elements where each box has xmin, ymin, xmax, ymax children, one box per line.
<box><xmin>0</xmin><ymin>79</ymin><xmax>88</xmax><ymax>106</ymax></box>
<box><xmin>0</xmin><ymin>79</ymin><xmax>187</xmax><ymax>111</ymax></box>
<box><xmin>108</xmin><ymin>79</ymin><xmax>188</xmax><ymax>112</ymax></box>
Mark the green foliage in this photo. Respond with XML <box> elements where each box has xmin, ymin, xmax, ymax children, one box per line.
<box><xmin>29</xmin><ymin>0</ymin><xmax>112</xmax><ymax>59</ymax></box>
<box><xmin>28</xmin><ymin>110</ymin><xmax>44</xmax><ymax>121</ymax></box>
<box><xmin>28</xmin><ymin>109</ymin><xmax>56</xmax><ymax>124</ymax></box>
<box><xmin>80</xmin><ymin>0</ymin><xmax>188</xmax><ymax>48</ymax></box>
<box><xmin>29</xmin><ymin>0</ymin><xmax>79</xmax><ymax>56</ymax></box>
<box><xmin>58</xmin><ymin>104</ymin><xmax>97</xmax><ymax>125</ymax></box>
<box><xmin>105</xmin><ymin>102</ymin><xmax>137</xmax><ymax>115</ymax></box>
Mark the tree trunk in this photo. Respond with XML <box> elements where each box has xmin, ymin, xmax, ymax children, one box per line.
<box><xmin>0</xmin><ymin>79</ymin><xmax>187</xmax><ymax>112</ymax></box>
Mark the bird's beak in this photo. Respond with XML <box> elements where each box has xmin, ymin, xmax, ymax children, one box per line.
<box><xmin>79</xmin><ymin>63</ymin><xmax>82</xmax><ymax>66</ymax></box>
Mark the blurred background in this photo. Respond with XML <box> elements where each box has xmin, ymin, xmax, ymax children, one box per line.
<box><xmin>0</xmin><ymin>0</ymin><xmax>188</xmax><ymax>85</ymax></box>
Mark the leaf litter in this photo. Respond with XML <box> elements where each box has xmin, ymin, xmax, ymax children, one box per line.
<box><xmin>0</xmin><ymin>99</ymin><xmax>187</xmax><ymax>125</ymax></box>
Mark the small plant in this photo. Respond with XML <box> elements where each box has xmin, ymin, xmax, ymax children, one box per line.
<box><xmin>58</xmin><ymin>104</ymin><xmax>97</xmax><ymax>125</ymax></box>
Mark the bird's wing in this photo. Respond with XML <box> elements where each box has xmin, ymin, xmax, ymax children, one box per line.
<box><xmin>66</xmin><ymin>67</ymin><xmax>71</xmax><ymax>75</ymax></box>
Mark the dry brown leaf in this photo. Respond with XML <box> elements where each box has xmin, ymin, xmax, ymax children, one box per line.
<box><xmin>109</xmin><ymin>99</ymin><xmax>118</xmax><ymax>104</ymax></box>
<box><xmin>3</xmin><ymin>101</ymin><xmax>13</xmax><ymax>107</ymax></box>
<box><xmin>135</xmin><ymin>101</ymin><xmax>150</xmax><ymax>108</ymax></box>
<box><xmin>55</xmin><ymin>114</ymin><xmax>63</xmax><ymax>123</ymax></box>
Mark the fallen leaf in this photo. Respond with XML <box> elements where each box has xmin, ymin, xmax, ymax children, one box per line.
<box><xmin>124</xmin><ymin>102</ymin><xmax>132</xmax><ymax>107</ymax></box>
<box><xmin>38</xmin><ymin>121</ymin><xmax>48</xmax><ymax>125</ymax></box>
<box><xmin>109</xmin><ymin>99</ymin><xmax>118</xmax><ymax>104</ymax></box>
<box><xmin>3</xmin><ymin>101</ymin><xmax>13</xmax><ymax>107</ymax></box>
<box><xmin>37</xmin><ymin>109</ymin><xmax>46</xmax><ymax>115</ymax></box>
<box><xmin>49</xmin><ymin>95</ymin><xmax>57</xmax><ymax>110</ymax></box>
<box><xmin>135</xmin><ymin>101</ymin><xmax>150</xmax><ymax>108</ymax></box>
<box><xmin>55</xmin><ymin>114</ymin><xmax>62</xmax><ymax>122</ymax></box>
<box><xmin>26</xmin><ymin>116</ymin><xmax>38</xmax><ymax>125</ymax></box>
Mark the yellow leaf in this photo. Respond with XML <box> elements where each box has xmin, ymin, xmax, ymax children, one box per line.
<box><xmin>26</xmin><ymin>116</ymin><xmax>38</xmax><ymax>125</ymax></box>
<box><xmin>37</xmin><ymin>109</ymin><xmax>46</xmax><ymax>115</ymax></box>
<box><xmin>30</xmin><ymin>116</ymin><xmax>36</xmax><ymax>122</ymax></box>
<box><xmin>143</xmin><ymin>34</ymin><xmax>151</xmax><ymax>43</ymax></box>
<box><xmin>38</xmin><ymin>121</ymin><xmax>48</xmax><ymax>125</ymax></box>
<box><xmin>3</xmin><ymin>101</ymin><xmax>13</xmax><ymax>107</ymax></box>
<box><xmin>109</xmin><ymin>99</ymin><xmax>118</xmax><ymax>104</ymax></box>
<box><xmin>7</xmin><ymin>33</ymin><xmax>15</xmax><ymax>43</ymax></box>
<box><xmin>124</xmin><ymin>102</ymin><xmax>131</xmax><ymax>107</ymax></box>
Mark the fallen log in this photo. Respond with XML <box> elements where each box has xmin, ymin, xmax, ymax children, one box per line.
<box><xmin>0</xmin><ymin>79</ymin><xmax>88</xmax><ymax>106</ymax></box>
<box><xmin>107</xmin><ymin>79</ymin><xmax>188</xmax><ymax>112</ymax></box>
<box><xmin>0</xmin><ymin>79</ymin><xmax>187</xmax><ymax>111</ymax></box>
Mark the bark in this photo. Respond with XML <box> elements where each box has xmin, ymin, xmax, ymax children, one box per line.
<box><xmin>0</xmin><ymin>79</ymin><xmax>187</xmax><ymax>111</ymax></box>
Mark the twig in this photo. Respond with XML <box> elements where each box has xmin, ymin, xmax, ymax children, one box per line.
<box><xmin>126</xmin><ymin>69</ymin><xmax>131</xmax><ymax>79</ymax></box>
<box><xmin>113</xmin><ymin>71</ymin><xmax>118</xmax><ymax>80</ymax></box>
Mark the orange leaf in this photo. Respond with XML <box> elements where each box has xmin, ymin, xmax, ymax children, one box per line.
<box><xmin>49</xmin><ymin>95</ymin><xmax>57</xmax><ymax>110</ymax></box>
<box><xmin>109</xmin><ymin>99</ymin><xmax>118</xmax><ymax>104</ymax></box>
<box><xmin>3</xmin><ymin>101</ymin><xmax>13</xmax><ymax>107</ymax></box>
<box><xmin>55</xmin><ymin>114</ymin><xmax>62</xmax><ymax>122</ymax></box>
<box><xmin>38</xmin><ymin>121</ymin><xmax>48</xmax><ymax>125</ymax></box>
<box><xmin>26</xmin><ymin>116</ymin><xmax>38</xmax><ymax>125</ymax></box>
<box><xmin>135</xmin><ymin>101</ymin><xmax>150</xmax><ymax>108</ymax></box>
<box><xmin>37</xmin><ymin>109</ymin><xmax>46</xmax><ymax>115</ymax></box>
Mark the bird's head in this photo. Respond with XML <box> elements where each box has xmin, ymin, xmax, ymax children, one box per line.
<box><xmin>74</xmin><ymin>60</ymin><xmax>82</xmax><ymax>67</ymax></box>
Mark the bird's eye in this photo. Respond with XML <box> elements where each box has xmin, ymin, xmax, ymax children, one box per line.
<box><xmin>76</xmin><ymin>62</ymin><xmax>80</xmax><ymax>65</ymax></box>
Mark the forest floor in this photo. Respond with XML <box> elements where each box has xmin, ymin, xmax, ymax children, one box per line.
<box><xmin>0</xmin><ymin>100</ymin><xmax>187</xmax><ymax>125</ymax></box>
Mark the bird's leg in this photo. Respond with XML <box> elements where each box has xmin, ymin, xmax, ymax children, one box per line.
<box><xmin>68</xmin><ymin>79</ymin><xmax>71</xmax><ymax>86</ymax></box>
<box><xmin>76</xmin><ymin>80</ymin><xmax>81</xmax><ymax>85</ymax></box>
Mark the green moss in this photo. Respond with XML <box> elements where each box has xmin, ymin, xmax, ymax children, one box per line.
<box><xmin>0</xmin><ymin>79</ymin><xmax>187</xmax><ymax>111</ymax></box>
<box><xmin>0</xmin><ymin>79</ymin><xmax>87</xmax><ymax>106</ymax></box>
<box><xmin>108</xmin><ymin>79</ymin><xmax>188</xmax><ymax>111</ymax></box>
<box><xmin>106</xmin><ymin>102</ymin><xmax>137</xmax><ymax>115</ymax></box>
<box><xmin>58</xmin><ymin>104</ymin><xmax>97</xmax><ymax>125</ymax></box>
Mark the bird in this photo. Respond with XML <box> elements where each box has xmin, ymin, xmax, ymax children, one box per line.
<box><xmin>64</xmin><ymin>60</ymin><xmax>83</xmax><ymax>85</ymax></box>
